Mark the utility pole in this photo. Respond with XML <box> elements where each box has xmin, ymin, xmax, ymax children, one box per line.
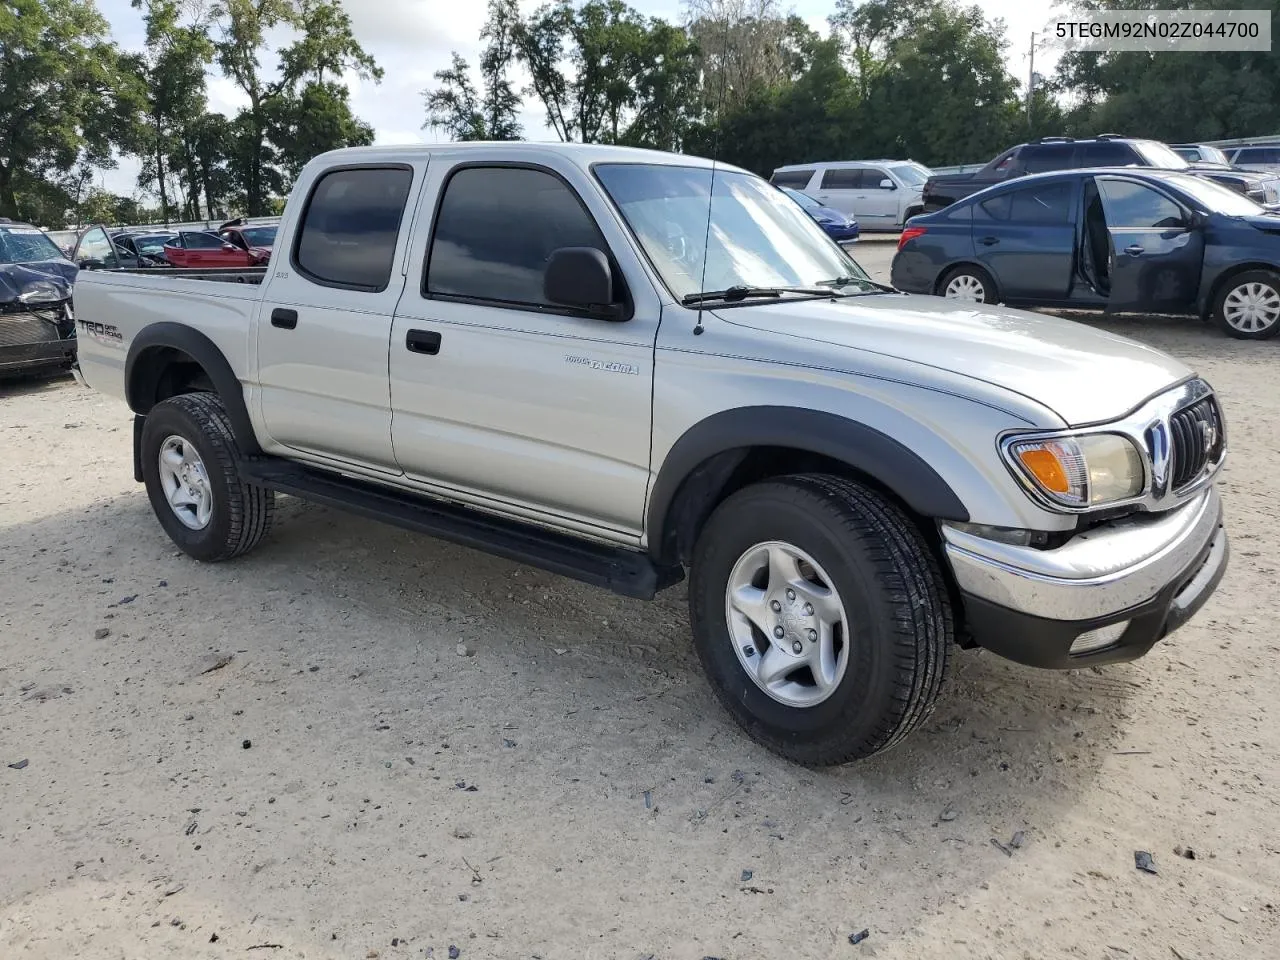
<box><xmin>1027</xmin><ymin>31</ymin><xmax>1036</xmax><ymax>131</ymax></box>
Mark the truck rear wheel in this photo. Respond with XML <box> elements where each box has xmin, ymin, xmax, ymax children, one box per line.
<box><xmin>140</xmin><ymin>392</ymin><xmax>274</xmax><ymax>562</ymax></box>
<box><xmin>688</xmin><ymin>474</ymin><xmax>953</xmax><ymax>765</ymax></box>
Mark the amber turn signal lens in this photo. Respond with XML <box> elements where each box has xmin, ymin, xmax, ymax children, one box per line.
<box><xmin>1017</xmin><ymin>447</ymin><xmax>1070</xmax><ymax>494</ymax></box>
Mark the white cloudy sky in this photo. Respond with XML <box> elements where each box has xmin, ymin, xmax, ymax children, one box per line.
<box><xmin>92</xmin><ymin>0</ymin><xmax>1064</xmax><ymax>196</ymax></box>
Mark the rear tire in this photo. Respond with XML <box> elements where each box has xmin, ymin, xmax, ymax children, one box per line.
<box><xmin>938</xmin><ymin>264</ymin><xmax>996</xmax><ymax>303</ymax></box>
<box><xmin>140</xmin><ymin>392</ymin><xmax>274</xmax><ymax>562</ymax></box>
<box><xmin>1212</xmin><ymin>269</ymin><xmax>1280</xmax><ymax>339</ymax></box>
<box><xmin>688</xmin><ymin>474</ymin><xmax>953</xmax><ymax>765</ymax></box>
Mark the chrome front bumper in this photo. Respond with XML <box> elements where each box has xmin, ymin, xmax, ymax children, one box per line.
<box><xmin>942</xmin><ymin>487</ymin><xmax>1227</xmax><ymax>667</ymax></box>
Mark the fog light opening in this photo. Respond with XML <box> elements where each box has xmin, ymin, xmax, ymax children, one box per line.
<box><xmin>1069</xmin><ymin>621</ymin><xmax>1130</xmax><ymax>656</ymax></box>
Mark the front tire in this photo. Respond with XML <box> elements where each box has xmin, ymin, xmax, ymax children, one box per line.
<box><xmin>1213</xmin><ymin>269</ymin><xmax>1280</xmax><ymax>339</ymax></box>
<box><xmin>689</xmin><ymin>475</ymin><xmax>953</xmax><ymax>765</ymax></box>
<box><xmin>938</xmin><ymin>264</ymin><xmax>996</xmax><ymax>303</ymax></box>
<box><xmin>140</xmin><ymin>392</ymin><xmax>274</xmax><ymax>562</ymax></box>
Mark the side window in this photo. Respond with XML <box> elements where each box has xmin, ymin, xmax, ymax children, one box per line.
<box><xmin>1082</xmin><ymin>142</ymin><xmax>1137</xmax><ymax>166</ymax></box>
<box><xmin>991</xmin><ymin>150</ymin><xmax>1017</xmax><ymax>175</ymax></box>
<box><xmin>867</xmin><ymin>168</ymin><xmax>894</xmax><ymax>189</ymax></box>
<box><xmin>77</xmin><ymin>228</ymin><xmax>116</xmax><ymax>265</ymax></box>
<box><xmin>1244</xmin><ymin>147</ymin><xmax>1280</xmax><ymax>163</ymax></box>
<box><xmin>1096</xmin><ymin>179</ymin><xmax>1186</xmax><ymax>228</ymax></box>
<box><xmin>183</xmin><ymin>232</ymin><xmax>224</xmax><ymax>249</ymax></box>
<box><xmin>221</xmin><ymin>230</ymin><xmax>247</xmax><ymax>250</ymax></box>
<box><xmin>1009</xmin><ymin>181</ymin><xmax>1075</xmax><ymax>222</ymax></box>
<box><xmin>295</xmin><ymin>166</ymin><xmax>414</xmax><ymax>291</ymax></box>
<box><xmin>426</xmin><ymin>166</ymin><xmax>610</xmax><ymax>309</ymax></box>
<box><xmin>770</xmin><ymin>169</ymin><xmax>815</xmax><ymax>189</ymax></box>
<box><xmin>820</xmin><ymin>167</ymin><xmax>863</xmax><ymax>190</ymax></box>
<box><xmin>977</xmin><ymin>192</ymin><xmax>1012</xmax><ymax>221</ymax></box>
<box><xmin>1022</xmin><ymin>144</ymin><xmax>1076</xmax><ymax>174</ymax></box>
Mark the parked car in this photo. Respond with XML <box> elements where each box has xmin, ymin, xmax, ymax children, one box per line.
<box><xmin>72</xmin><ymin>226</ymin><xmax>172</xmax><ymax>270</ymax></box>
<box><xmin>0</xmin><ymin>218</ymin><xmax>77</xmax><ymax>376</ymax></box>
<box><xmin>770</xmin><ymin>160</ymin><xmax>930</xmax><ymax>230</ymax></box>
<box><xmin>778</xmin><ymin>187</ymin><xmax>859</xmax><ymax>243</ymax></box>
<box><xmin>72</xmin><ymin>143</ymin><xmax>1229</xmax><ymax>765</ymax></box>
<box><xmin>1172</xmin><ymin>143</ymin><xmax>1232</xmax><ymax>165</ymax></box>
<box><xmin>893</xmin><ymin>167</ymin><xmax>1280</xmax><ymax>339</ymax></box>
<box><xmin>163</xmin><ymin>230</ymin><xmax>265</xmax><ymax>268</ymax></box>
<box><xmin>218</xmin><ymin>217</ymin><xmax>277</xmax><ymax>261</ymax></box>
<box><xmin>923</xmin><ymin>136</ymin><xmax>1280</xmax><ymax>212</ymax></box>
<box><xmin>1224</xmin><ymin>144</ymin><xmax>1280</xmax><ymax>174</ymax></box>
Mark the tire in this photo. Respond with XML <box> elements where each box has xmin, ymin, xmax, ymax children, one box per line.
<box><xmin>140</xmin><ymin>392</ymin><xmax>274</xmax><ymax>562</ymax></box>
<box><xmin>938</xmin><ymin>264</ymin><xmax>996</xmax><ymax>303</ymax></box>
<box><xmin>688</xmin><ymin>474</ymin><xmax>953</xmax><ymax>765</ymax></box>
<box><xmin>1212</xmin><ymin>269</ymin><xmax>1280</xmax><ymax>340</ymax></box>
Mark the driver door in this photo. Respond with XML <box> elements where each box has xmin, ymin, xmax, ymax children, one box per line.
<box><xmin>1095</xmin><ymin>176</ymin><xmax>1204</xmax><ymax>312</ymax></box>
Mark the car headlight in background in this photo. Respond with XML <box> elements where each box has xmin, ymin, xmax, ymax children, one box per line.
<box><xmin>1005</xmin><ymin>433</ymin><xmax>1144</xmax><ymax>507</ymax></box>
<box><xmin>17</xmin><ymin>280</ymin><xmax>66</xmax><ymax>305</ymax></box>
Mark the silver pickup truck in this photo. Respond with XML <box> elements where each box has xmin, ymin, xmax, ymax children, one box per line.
<box><xmin>73</xmin><ymin>143</ymin><xmax>1229</xmax><ymax>765</ymax></box>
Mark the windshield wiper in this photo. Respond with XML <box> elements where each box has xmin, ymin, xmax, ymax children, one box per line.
<box><xmin>680</xmin><ymin>284</ymin><xmax>834</xmax><ymax>306</ymax></box>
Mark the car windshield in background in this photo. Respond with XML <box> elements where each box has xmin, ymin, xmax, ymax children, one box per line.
<box><xmin>890</xmin><ymin>164</ymin><xmax>929</xmax><ymax>186</ymax></box>
<box><xmin>1165</xmin><ymin>172</ymin><xmax>1268</xmax><ymax>217</ymax></box>
<box><xmin>0</xmin><ymin>226</ymin><xmax>65</xmax><ymax>264</ymax></box>
<box><xmin>241</xmin><ymin>226</ymin><xmax>277</xmax><ymax>246</ymax></box>
<box><xmin>135</xmin><ymin>234</ymin><xmax>175</xmax><ymax>254</ymax></box>
<box><xmin>781</xmin><ymin>187</ymin><xmax>820</xmax><ymax>210</ymax></box>
<box><xmin>1135</xmin><ymin>141</ymin><xmax>1190</xmax><ymax>170</ymax></box>
<box><xmin>595</xmin><ymin>164</ymin><xmax>872</xmax><ymax>301</ymax></box>
<box><xmin>1197</xmin><ymin>145</ymin><xmax>1231</xmax><ymax>165</ymax></box>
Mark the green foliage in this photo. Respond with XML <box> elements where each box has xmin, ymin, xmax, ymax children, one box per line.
<box><xmin>423</xmin><ymin>54</ymin><xmax>488</xmax><ymax>141</ymax></box>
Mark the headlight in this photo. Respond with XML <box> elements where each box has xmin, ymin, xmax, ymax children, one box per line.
<box><xmin>18</xmin><ymin>280</ymin><xmax>65</xmax><ymax>305</ymax></box>
<box><xmin>1005</xmin><ymin>433</ymin><xmax>1144</xmax><ymax>507</ymax></box>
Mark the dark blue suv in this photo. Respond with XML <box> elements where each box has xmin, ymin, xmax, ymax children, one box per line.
<box><xmin>892</xmin><ymin>168</ymin><xmax>1280</xmax><ymax>339</ymax></box>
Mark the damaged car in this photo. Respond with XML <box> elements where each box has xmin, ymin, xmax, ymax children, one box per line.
<box><xmin>0</xmin><ymin>218</ymin><xmax>78</xmax><ymax>377</ymax></box>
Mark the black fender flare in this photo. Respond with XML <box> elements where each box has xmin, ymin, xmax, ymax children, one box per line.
<box><xmin>125</xmin><ymin>322</ymin><xmax>263</xmax><ymax>457</ymax></box>
<box><xmin>645</xmin><ymin>406</ymin><xmax>970</xmax><ymax>562</ymax></box>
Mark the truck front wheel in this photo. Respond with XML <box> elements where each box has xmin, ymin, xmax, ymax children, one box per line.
<box><xmin>688</xmin><ymin>474</ymin><xmax>953</xmax><ymax>765</ymax></box>
<box><xmin>140</xmin><ymin>392</ymin><xmax>274</xmax><ymax>562</ymax></box>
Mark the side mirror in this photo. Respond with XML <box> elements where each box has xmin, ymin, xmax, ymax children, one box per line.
<box><xmin>879</xmin><ymin>179</ymin><xmax>896</xmax><ymax>190</ymax></box>
<box><xmin>543</xmin><ymin>247</ymin><xmax>622</xmax><ymax>319</ymax></box>
<box><xmin>222</xmin><ymin>243</ymin><xmax>237</xmax><ymax>251</ymax></box>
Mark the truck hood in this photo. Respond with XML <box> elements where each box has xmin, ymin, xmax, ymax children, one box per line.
<box><xmin>715</xmin><ymin>292</ymin><xmax>1191</xmax><ymax>427</ymax></box>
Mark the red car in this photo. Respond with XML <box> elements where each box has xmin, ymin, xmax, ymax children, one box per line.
<box><xmin>162</xmin><ymin>231</ymin><xmax>264</xmax><ymax>268</ymax></box>
<box><xmin>218</xmin><ymin>218</ymin><xmax>276</xmax><ymax>263</ymax></box>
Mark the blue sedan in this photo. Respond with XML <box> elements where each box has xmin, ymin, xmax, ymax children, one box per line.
<box><xmin>891</xmin><ymin>167</ymin><xmax>1280</xmax><ymax>339</ymax></box>
<box><xmin>780</xmin><ymin>187</ymin><xmax>860</xmax><ymax>244</ymax></box>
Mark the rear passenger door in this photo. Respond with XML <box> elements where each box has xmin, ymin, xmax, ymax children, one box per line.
<box><xmin>254</xmin><ymin>163</ymin><xmax>421</xmax><ymax>472</ymax></box>
<box><xmin>390</xmin><ymin>159</ymin><xmax>658</xmax><ymax>540</ymax></box>
<box><xmin>973</xmin><ymin>178</ymin><xmax>1078</xmax><ymax>301</ymax></box>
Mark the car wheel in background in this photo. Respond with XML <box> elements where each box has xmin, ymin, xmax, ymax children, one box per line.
<box><xmin>938</xmin><ymin>264</ymin><xmax>996</xmax><ymax>304</ymax></box>
<box><xmin>1213</xmin><ymin>269</ymin><xmax>1280</xmax><ymax>340</ymax></box>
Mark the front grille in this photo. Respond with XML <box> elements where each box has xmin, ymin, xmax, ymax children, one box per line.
<box><xmin>0</xmin><ymin>314</ymin><xmax>59</xmax><ymax>349</ymax></box>
<box><xmin>1168</xmin><ymin>395</ymin><xmax>1224</xmax><ymax>490</ymax></box>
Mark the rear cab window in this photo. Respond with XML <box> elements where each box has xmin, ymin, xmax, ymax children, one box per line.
<box><xmin>294</xmin><ymin>166</ymin><xmax>414</xmax><ymax>291</ymax></box>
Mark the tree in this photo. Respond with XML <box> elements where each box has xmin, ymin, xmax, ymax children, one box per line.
<box><xmin>423</xmin><ymin>54</ymin><xmax>487</xmax><ymax>141</ymax></box>
<box><xmin>210</xmin><ymin>0</ymin><xmax>382</xmax><ymax>214</ymax></box>
<box><xmin>684</xmin><ymin>0</ymin><xmax>814</xmax><ymax>116</ymax></box>
<box><xmin>515</xmin><ymin>0</ymin><xmax>700</xmax><ymax>147</ymax></box>
<box><xmin>0</xmin><ymin>0</ymin><xmax>129</xmax><ymax>219</ymax></box>
<box><xmin>269</xmin><ymin>80</ymin><xmax>375</xmax><ymax>178</ymax></box>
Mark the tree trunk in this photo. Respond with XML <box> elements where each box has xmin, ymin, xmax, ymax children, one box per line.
<box><xmin>0</xmin><ymin>163</ymin><xmax>17</xmax><ymax>219</ymax></box>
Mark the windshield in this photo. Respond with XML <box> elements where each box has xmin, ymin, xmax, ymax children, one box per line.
<box><xmin>1165</xmin><ymin>172</ymin><xmax>1267</xmax><ymax>216</ymax></box>
<box><xmin>1135</xmin><ymin>141</ymin><xmax>1190</xmax><ymax>170</ymax></box>
<box><xmin>1193</xmin><ymin>145</ymin><xmax>1230</xmax><ymax>165</ymax></box>
<box><xmin>780</xmin><ymin>187</ymin><xmax>820</xmax><ymax>211</ymax></box>
<box><xmin>241</xmin><ymin>226</ymin><xmax>277</xmax><ymax>246</ymax></box>
<box><xmin>134</xmin><ymin>234</ymin><xmax>175</xmax><ymax>254</ymax></box>
<box><xmin>0</xmin><ymin>226</ymin><xmax>65</xmax><ymax>264</ymax></box>
<box><xmin>890</xmin><ymin>164</ymin><xmax>929</xmax><ymax>186</ymax></box>
<box><xmin>595</xmin><ymin>164</ymin><xmax>872</xmax><ymax>300</ymax></box>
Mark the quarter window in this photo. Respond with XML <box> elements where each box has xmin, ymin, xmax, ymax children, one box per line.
<box><xmin>295</xmin><ymin>166</ymin><xmax>414</xmax><ymax>290</ymax></box>
<box><xmin>770</xmin><ymin>169</ymin><xmax>815</xmax><ymax>189</ymax></box>
<box><xmin>426</xmin><ymin>166</ymin><xmax>609</xmax><ymax>309</ymax></box>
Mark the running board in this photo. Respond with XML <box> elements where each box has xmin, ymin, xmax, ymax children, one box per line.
<box><xmin>238</xmin><ymin>459</ymin><xmax>681</xmax><ymax>600</ymax></box>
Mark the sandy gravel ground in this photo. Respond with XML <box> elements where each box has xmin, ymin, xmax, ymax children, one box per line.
<box><xmin>2</xmin><ymin>267</ymin><xmax>1277</xmax><ymax>959</ymax></box>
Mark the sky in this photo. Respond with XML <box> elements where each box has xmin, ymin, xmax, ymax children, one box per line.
<box><xmin>92</xmin><ymin>0</ymin><xmax>1064</xmax><ymax>197</ymax></box>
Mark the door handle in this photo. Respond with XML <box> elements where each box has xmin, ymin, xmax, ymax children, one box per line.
<box><xmin>1125</xmin><ymin>244</ymin><xmax>1145</xmax><ymax>256</ymax></box>
<box><xmin>270</xmin><ymin>307</ymin><xmax>298</xmax><ymax>329</ymax></box>
<box><xmin>979</xmin><ymin>236</ymin><xmax>999</xmax><ymax>246</ymax></box>
<box><xmin>406</xmin><ymin>329</ymin><xmax>442</xmax><ymax>355</ymax></box>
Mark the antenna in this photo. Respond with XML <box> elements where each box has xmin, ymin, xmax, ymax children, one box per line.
<box><xmin>693</xmin><ymin>9</ymin><xmax>734</xmax><ymax>337</ymax></box>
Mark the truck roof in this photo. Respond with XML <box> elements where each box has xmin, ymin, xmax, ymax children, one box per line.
<box><xmin>311</xmin><ymin>141</ymin><xmax>743</xmax><ymax>175</ymax></box>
